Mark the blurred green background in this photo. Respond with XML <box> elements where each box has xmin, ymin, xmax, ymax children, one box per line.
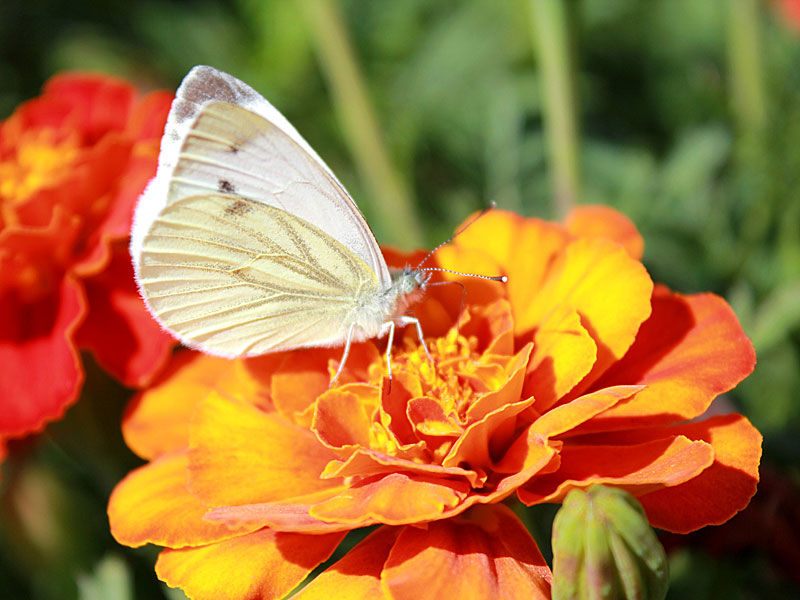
<box><xmin>2</xmin><ymin>0</ymin><xmax>800</xmax><ymax>598</ymax></box>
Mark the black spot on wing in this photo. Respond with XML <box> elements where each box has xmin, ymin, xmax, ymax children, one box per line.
<box><xmin>218</xmin><ymin>179</ymin><xmax>237</xmax><ymax>194</ymax></box>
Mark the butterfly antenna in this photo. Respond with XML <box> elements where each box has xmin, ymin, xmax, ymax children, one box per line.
<box><xmin>421</xmin><ymin>267</ymin><xmax>507</xmax><ymax>283</ymax></box>
<box><xmin>415</xmin><ymin>202</ymin><xmax>498</xmax><ymax>270</ymax></box>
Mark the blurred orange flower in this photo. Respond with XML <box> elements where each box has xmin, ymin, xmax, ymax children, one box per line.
<box><xmin>0</xmin><ymin>73</ymin><xmax>175</xmax><ymax>438</ymax></box>
<box><xmin>109</xmin><ymin>207</ymin><xmax>761</xmax><ymax>600</ymax></box>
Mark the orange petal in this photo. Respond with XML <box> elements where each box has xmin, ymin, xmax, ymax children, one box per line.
<box><xmin>155</xmin><ymin>528</ymin><xmax>345</xmax><ymax>600</ymax></box>
<box><xmin>444</xmin><ymin>211</ymin><xmax>570</xmax><ymax>327</ymax></box>
<box><xmin>270</xmin><ymin>343</ymin><xmax>380</xmax><ymax>426</ymax></box>
<box><xmin>465</xmin><ymin>342</ymin><xmax>532</xmax><ymax>422</ymax></box>
<box><xmin>584</xmin><ymin>289</ymin><xmax>757</xmax><ymax>429</ymax></box>
<box><xmin>122</xmin><ymin>352</ymin><xmax>263</xmax><ymax>460</ymax></box>
<box><xmin>468</xmin><ymin>299</ymin><xmax>515</xmax><ymax>356</ymax></box>
<box><xmin>434</xmin><ymin>246</ymin><xmax>507</xmax><ymax>308</ymax></box>
<box><xmin>530</xmin><ymin>385</ymin><xmax>644</xmax><ymax>438</ymax></box>
<box><xmin>518</xmin><ymin>435</ymin><xmax>715</xmax><ymax>505</ymax></box>
<box><xmin>322</xmin><ymin>448</ymin><xmax>482</xmax><ymax>488</ymax></box>
<box><xmin>523</xmin><ymin>304</ymin><xmax>597</xmax><ymax>411</ymax></box>
<box><xmin>636</xmin><ymin>414</ymin><xmax>762</xmax><ymax>533</ymax></box>
<box><xmin>564</xmin><ymin>205</ymin><xmax>644</xmax><ymax>260</ymax></box>
<box><xmin>312</xmin><ymin>384</ymin><xmax>381</xmax><ymax>452</ymax></box>
<box><xmin>382</xmin><ymin>504</ymin><xmax>551</xmax><ymax>600</ymax></box>
<box><xmin>205</xmin><ymin>492</ymin><xmax>360</xmax><ymax>534</ymax></box>
<box><xmin>292</xmin><ymin>526</ymin><xmax>400</xmax><ymax>600</ymax></box>
<box><xmin>108</xmin><ymin>452</ymin><xmax>258</xmax><ymax>548</ymax></box>
<box><xmin>188</xmin><ymin>392</ymin><xmax>341</xmax><ymax>506</ymax></box>
<box><xmin>310</xmin><ymin>472</ymin><xmax>470</xmax><ymax>525</ymax></box>
<box><xmin>407</xmin><ymin>396</ymin><xmax>463</xmax><ymax>438</ymax></box>
<box><xmin>443</xmin><ymin>396</ymin><xmax>537</xmax><ymax>472</ymax></box>
<box><xmin>521</xmin><ymin>239</ymin><xmax>653</xmax><ymax>379</ymax></box>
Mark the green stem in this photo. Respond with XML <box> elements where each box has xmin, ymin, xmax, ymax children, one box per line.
<box><xmin>528</xmin><ymin>0</ymin><xmax>580</xmax><ymax>218</ymax></box>
<box><xmin>726</xmin><ymin>0</ymin><xmax>766</xmax><ymax>139</ymax></box>
<box><xmin>300</xmin><ymin>0</ymin><xmax>423</xmax><ymax>247</ymax></box>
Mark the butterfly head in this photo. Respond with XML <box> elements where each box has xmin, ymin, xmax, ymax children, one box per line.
<box><xmin>389</xmin><ymin>267</ymin><xmax>430</xmax><ymax>313</ymax></box>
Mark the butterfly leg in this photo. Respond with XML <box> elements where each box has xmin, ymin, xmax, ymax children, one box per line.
<box><xmin>394</xmin><ymin>315</ymin><xmax>434</xmax><ymax>364</ymax></box>
<box><xmin>330</xmin><ymin>322</ymin><xmax>356</xmax><ymax>387</ymax></box>
<box><xmin>383</xmin><ymin>319</ymin><xmax>396</xmax><ymax>382</ymax></box>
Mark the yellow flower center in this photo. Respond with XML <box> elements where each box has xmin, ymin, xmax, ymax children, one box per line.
<box><xmin>1</xmin><ymin>129</ymin><xmax>80</xmax><ymax>226</ymax></box>
<box><xmin>360</xmin><ymin>328</ymin><xmax>501</xmax><ymax>464</ymax></box>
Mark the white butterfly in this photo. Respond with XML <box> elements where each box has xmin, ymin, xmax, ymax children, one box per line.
<box><xmin>131</xmin><ymin>65</ymin><xmax>433</xmax><ymax>383</ymax></box>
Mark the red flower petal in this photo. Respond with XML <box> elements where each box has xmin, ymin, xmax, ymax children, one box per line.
<box><xmin>382</xmin><ymin>504</ymin><xmax>551</xmax><ymax>600</ymax></box>
<box><xmin>75</xmin><ymin>242</ymin><xmax>173</xmax><ymax>387</ymax></box>
<box><xmin>43</xmin><ymin>73</ymin><xmax>135</xmax><ymax>144</ymax></box>
<box><xmin>0</xmin><ymin>276</ymin><xmax>86</xmax><ymax>436</ymax></box>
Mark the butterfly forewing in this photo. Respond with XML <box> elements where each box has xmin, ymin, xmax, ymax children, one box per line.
<box><xmin>139</xmin><ymin>194</ymin><xmax>380</xmax><ymax>357</ymax></box>
<box><xmin>166</xmin><ymin>100</ymin><xmax>390</xmax><ymax>287</ymax></box>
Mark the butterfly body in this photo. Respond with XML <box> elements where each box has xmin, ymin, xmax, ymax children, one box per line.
<box><xmin>133</xmin><ymin>67</ymin><xmax>430</xmax><ymax>375</ymax></box>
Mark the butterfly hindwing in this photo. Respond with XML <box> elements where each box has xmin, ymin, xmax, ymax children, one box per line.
<box><xmin>139</xmin><ymin>194</ymin><xmax>380</xmax><ymax>356</ymax></box>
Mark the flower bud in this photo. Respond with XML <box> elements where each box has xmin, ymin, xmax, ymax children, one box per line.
<box><xmin>551</xmin><ymin>485</ymin><xmax>669</xmax><ymax>600</ymax></box>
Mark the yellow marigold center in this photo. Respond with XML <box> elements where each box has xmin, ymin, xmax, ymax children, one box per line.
<box><xmin>360</xmin><ymin>328</ymin><xmax>498</xmax><ymax>464</ymax></box>
<box><xmin>0</xmin><ymin>129</ymin><xmax>80</xmax><ymax>226</ymax></box>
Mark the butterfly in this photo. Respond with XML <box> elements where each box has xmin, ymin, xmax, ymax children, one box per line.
<box><xmin>132</xmin><ymin>66</ymin><xmax>452</xmax><ymax>384</ymax></box>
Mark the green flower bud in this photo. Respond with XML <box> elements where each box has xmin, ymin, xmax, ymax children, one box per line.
<box><xmin>551</xmin><ymin>485</ymin><xmax>669</xmax><ymax>600</ymax></box>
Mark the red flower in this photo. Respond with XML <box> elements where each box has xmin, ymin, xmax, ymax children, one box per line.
<box><xmin>109</xmin><ymin>206</ymin><xmax>760</xmax><ymax>599</ymax></box>
<box><xmin>0</xmin><ymin>73</ymin><xmax>175</xmax><ymax>438</ymax></box>
<box><xmin>776</xmin><ymin>0</ymin><xmax>800</xmax><ymax>31</ymax></box>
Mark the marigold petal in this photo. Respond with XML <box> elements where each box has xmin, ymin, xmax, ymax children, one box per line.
<box><xmin>205</xmin><ymin>492</ymin><xmax>358</xmax><ymax>534</ymax></box>
<box><xmin>443</xmin><ymin>396</ymin><xmax>537</xmax><ymax>472</ymax></box>
<box><xmin>465</xmin><ymin>342</ymin><xmax>532</xmax><ymax>422</ymax></box>
<box><xmin>271</xmin><ymin>344</ymin><xmax>379</xmax><ymax>425</ymax></box>
<box><xmin>524</xmin><ymin>304</ymin><xmax>597</xmax><ymax>411</ymax></box>
<box><xmin>188</xmin><ymin>392</ymin><xmax>341</xmax><ymax>506</ymax></box>
<box><xmin>310</xmin><ymin>472</ymin><xmax>470</xmax><ymax>525</ymax></box>
<box><xmin>382</xmin><ymin>504</ymin><xmax>551</xmax><ymax>600</ymax></box>
<box><xmin>518</xmin><ymin>435</ymin><xmax>715</xmax><ymax>505</ymax></box>
<box><xmin>155</xmin><ymin>528</ymin><xmax>346</xmax><ymax>600</ymax></box>
<box><xmin>108</xmin><ymin>452</ymin><xmax>259</xmax><ymax>548</ymax></box>
<box><xmin>43</xmin><ymin>73</ymin><xmax>135</xmax><ymax>142</ymax></box>
<box><xmin>322</xmin><ymin>448</ymin><xmax>482</xmax><ymax>488</ymax></box>
<box><xmin>313</xmin><ymin>384</ymin><xmax>381</xmax><ymax>452</ymax></box>
<box><xmin>0</xmin><ymin>276</ymin><xmax>85</xmax><ymax>436</ymax></box>
<box><xmin>76</xmin><ymin>243</ymin><xmax>173</xmax><ymax>387</ymax></box>
<box><xmin>434</xmin><ymin>245</ymin><xmax>507</xmax><ymax>308</ymax></box>
<box><xmin>636</xmin><ymin>414</ymin><xmax>762</xmax><ymax>533</ymax></box>
<box><xmin>122</xmin><ymin>352</ymin><xmax>262</xmax><ymax>460</ymax></box>
<box><xmin>530</xmin><ymin>385</ymin><xmax>644</xmax><ymax>438</ymax></box>
<box><xmin>445</xmin><ymin>211</ymin><xmax>570</xmax><ymax>325</ymax></box>
<box><xmin>584</xmin><ymin>289</ymin><xmax>756</xmax><ymax>429</ymax></box>
<box><xmin>565</xmin><ymin>205</ymin><xmax>644</xmax><ymax>260</ymax></box>
<box><xmin>522</xmin><ymin>239</ymin><xmax>653</xmax><ymax>381</ymax></box>
<box><xmin>292</xmin><ymin>526</ymin><xmax>399</xmax><ymax>600</ymax></box>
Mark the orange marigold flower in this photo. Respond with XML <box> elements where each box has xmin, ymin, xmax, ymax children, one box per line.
<box><xmin>0</xmin><ymin>73</ymin><xmax>175</xmax><ymax>438</ymax></box>
<box><xmin>109</xmin><ymin>206</ymin><xmax>761</xmax><ymax>600</ymax></box>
